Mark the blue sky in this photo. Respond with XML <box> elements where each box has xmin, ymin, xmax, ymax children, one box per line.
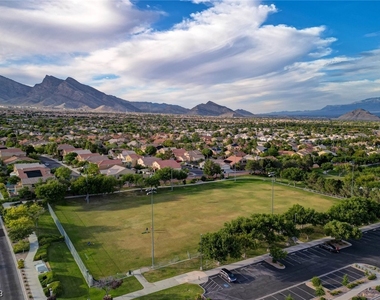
<box><xmin>1</xmin><ymin>0</ymin><xmax>380</xmax><ymax>113</ymax></box>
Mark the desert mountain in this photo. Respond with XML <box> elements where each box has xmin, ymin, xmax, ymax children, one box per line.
<box><xmin>0</xmin><ymin>75</ymin><xmax>252</xmax><ymax>116</ymax></box>
<box><xmin>0</xmin><ymin>75</ymin><xmax>31</xmax><ymax>101</ymax></box>
<box><xmin>235</xmin><ymin>109</ymin><xmax>254</xmax><ymax>117</ymax></box>
<box><xmin>3</xmin><ymin>75</ymin><xmax>140</xmax><ymax>112</ymax></box>
<box><xmin>188</xmin><ymin>101</ymin><xmax>238</xmax><ymax>116</ymax></box>
<box><xmin>266</xmin><ymin>97</ymin><xmax>380</xmax><ymax>117</ymax></box>
<box><xmin>337</xmin><ymin>109</ymin><xmax>380</xmax><ymax>121</ymax></box>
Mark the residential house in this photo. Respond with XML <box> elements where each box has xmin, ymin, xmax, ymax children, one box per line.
<box><xmin>2</xmin><ymin>156</ymin><xmax>36</xmax><ymax>166</ymax></box>
<box><xmin>184</xmin><ymin>150</ymin><xmax>203</xmax><ymax>162</ymax></box>
<box><xmin>100</xmin><ymin>165</ymin><xmax>135</xmax><ymax>178</ymax></box>
<box><xmin>97</xmin><ymin>159</ymin><xmax>123</xmax><ymax>170</ymax></box>
<box><xmin>0</xmin><ymin>148</ymin><xmax>26</xmax><ymax>160</ymax></box>
<box><xmin>152</xmin><ymin>160</ymin><xmax>182</xmax><ymax>171</ymax></box>
<box><xmin>12</xmin><ymin>163</ymin><xmax>54</xmax><ymax>191</ymax></box>
<box><xmin>137</xmin><ymin>157</ymin><xmax>161</xmax><ymax>168</ymax></box>
<box><xmin>172</xmin><ymin>148</ymin><xmax>187</xmax><ymax>162</ymax></box>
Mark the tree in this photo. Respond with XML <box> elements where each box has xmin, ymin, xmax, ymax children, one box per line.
<box><xmin>155</xmin><ymin>167</ymin><xmax>172</xmax><ymax>185</ymax></box>
<box><xmin>64</xmin><ymin>152</ymin><xmax>78</xmax><ymax>164</ymax></box>
<box><xmin>342</xmin><ymin>274</ymin><xmax>349</xmax><ymax>286</ymax></box>
<box><xmin>203</xmin><ymin>160</ymin><xmax>221</xmax><ymax>178</ymax></box>
<box><xmin>283</xmin><ymin>204</ymin><xmax>316</xmax><ymax>228</ymax></box>
<box><xmin>35</xmin><ymin>179</ymin><xmax>68</xmax><ymax>203</ymax></box>
<box><xmin>269</xmin><ymin>246</ymin><xmax>287</xmax><ymax>263</ymax></box>
<box><xmin>94</xmin><ymin>276</ymin><xmax>123</xmax><ymax>299</ymax></box>
<box><xmin>202</xmin><ymin>148</ymin><xmax>213</xmax><ymax>159</ymax></box>
<box><xmin>324</xmin><ymin>220</ymin><xmax>362</xmax><ymax>240</ymax></box>
<box><xmin>7</xmin><ymin>216</ymin><xmax>34</xmax><ymax>241</ymax></box>
<box><xmin>145</xmin><ymin>145</ymin><xmax>157</xmax><ymax>156</ymax></box>
<box><xmin>8</xmin><ymin>176</ymin><xmax>21</xmax><ymax>185</ymax></box>
<box><xmin>54</xmin><ymin>166</ymin><xmax>72</xmax><ymax>180</ymax></box>
<box><xmin>85</xmin><ymin>163</ymin><xmax>100</xmax><ymax>176</ymax></box>
<box><xmin>144</xmin><ymin>175</ymin><xmax>160</xmax><ymax>188</ymax></box>
<box><xmin>311</xmin><ymin>276</ymin><xmax>321</xmax><ymax>287</ymax></box>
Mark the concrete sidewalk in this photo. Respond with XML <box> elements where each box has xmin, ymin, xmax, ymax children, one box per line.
<box><xmin>24</xmin><ymin>233</ymin><xmax>46</xmax><ymax>300</ymax></box>
<box><xmin>115</xmin><ymin>222</ymin><xmax>380</xmax><ymax>299</ymax></box>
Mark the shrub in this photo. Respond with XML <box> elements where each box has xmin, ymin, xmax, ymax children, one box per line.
<box><xmin>13</xmin><ymin>240</ymin><xmax>30</xmax><ymax>253</ymax></box>
<box><xmin>315</xmin><ymin>286</ymin><xmax>325</xmax><ymax>297</ymax></box>
<box><xmin>347</xmin><ymin>282</ymin><xmax>359</xmax><ymax>289</ymax></box>
<box><xmin>376</xmin><ymin>285</ymin><xmax>380</xmax><ymax>292</ymax></box>
<box><xmin>43</xmin><ymin>281</ymin><xmax>62</xmax><ymax>297</ymax></box>
<box><xmin>342</xmin><ymin>274</ymin><xmax>349</xmax><ymax>286</ymax></box>
<box><xmin>38</xmin><ymin>235</ymin><xmax>64</xmax><ymax>246</ymax></box>
<box><xmin>34</xmin><ymin>244</ymin><xmax>49</xmax><ymax>261</ymax></box>
<box><xmin>285</xmin><ymin>295</ymin><xmax>294</xmax><ymax>300</ymax></box>
<box><xmin>39</xmin><ymin>271</ymin><xmax>57</xmax><ymax>287</ymax></box>
<box><xmin>352</xmin><ymin>297</ymin><xmax>367</xmax><ymax>300</ymax></box>
<box><xmin>368</xmin><ymin>273</ymin><xmax>377</xmax><ymax>280</ymax></box>
<box><xmin>330</xmin><ymin>290</ymin><xmax>342</xmax><ymax>296</ymax></box>
<box><xmin>17</xmin><ymin>259</ymin><xmax>25</xmax><ymax>269</ymax></box>
<box><xmin>201</xmin><ymin>175</ymin><xmax>207</xmax><ymax>181</ymax></box>
<box><xmin>311</xmin><ymin>276</ymin><xmax>322</xmax><ymax>287</ymax></box>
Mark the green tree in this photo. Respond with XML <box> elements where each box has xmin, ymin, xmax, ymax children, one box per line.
<box><xmin>315</xmin><ymin>286</ymin><xmax>325</xmax><ymax>297</ymax></box>
<box><xmin>203</xmin><ymin>160</ymin><xmax>222</xmax><ymax>178</ymax></box>
<box><xmin>202</xmin><ymin>148</ymin><xmax>213</xmax><ymax>159</ymax></box>
<box><xmin>311</xmin><ymin>276</ymin><xmax>322</xmax><ymax>287</ymax></box>
<box><xmin>324</xmin><ymin>220</ymin><xmax>362</xmax><ymax>240</ymax></box>
<box><xmin>7</xmin><ymin>216</ymin><xmax>34</xmax><ymax>242</ymax></box>
<box><xmin>155</xmin><ymin>167</ymin><xmax>173</xmax><ymax>185</ymax></box>
<box><xmin>64</xmin><ymin>152</ymin><xmax>78</xmax><ymax>164</ymax></box>
<box><xmin>35</xmin><ymin>179</ymin><xmax>67</xmax><ymax>203</ymax></box>
<box><xmin>54</xmin><ymin>166</ymin><xmax>72</xmax><ymax>180</ymax></box>
<box><xmin>8</xmin><ymin>175</ymin><xmax>21</xmax><ymax>185</ymax></box>
<box><xmin>145</xmin><ymin>145</ymin><xmax>157</xmax><ymax>156</ymax></box>
<box><xmin>269</xmin><ymin>246</ymin><xmax>287</xmax><ymax>263</ymax></box>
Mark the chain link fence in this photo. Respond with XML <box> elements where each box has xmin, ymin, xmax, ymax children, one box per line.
<box><xmin>47</xmin><ymin>204</ymin><xmax>94</xmax><ymax>286</ymax></box>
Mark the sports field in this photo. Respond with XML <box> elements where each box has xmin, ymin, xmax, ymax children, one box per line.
<box><xmin>53</xmin><ymin>178</ymin><xmax>338</xmax><ymax>278</ymax></box>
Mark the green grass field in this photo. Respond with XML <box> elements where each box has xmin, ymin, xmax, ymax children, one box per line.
<box><xmin>53</xmin><ymin>178</ymin><xmax>338</xmax><ymax>278</ymax></box>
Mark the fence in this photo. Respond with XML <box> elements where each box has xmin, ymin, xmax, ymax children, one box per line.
<box><xmin>47</xmin><ymin>204</ymin><xmax>94</xmax><ymax>286</ymax></box>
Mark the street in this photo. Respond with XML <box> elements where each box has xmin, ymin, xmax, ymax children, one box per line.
<box><xmin>0</xmin><ymin>226</ymin><xmax>25</xmax><ymax>300</ymax></box>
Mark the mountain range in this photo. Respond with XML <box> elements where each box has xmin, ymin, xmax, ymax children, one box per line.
<box><xmin>0</xmin><ymin>75</ymin><xmax>379</xmax><ymax>119</ymax></box>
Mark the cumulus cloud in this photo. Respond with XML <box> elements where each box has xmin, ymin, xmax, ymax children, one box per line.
<box><xmin>0</xmin><ymin>0</ymin><xmax>159</xmax><ymax>60</ymax></box>
<box><xmin>1</xmin><ymin>0</ymin><xmax>379</xmax><ymax>113</ymax></box>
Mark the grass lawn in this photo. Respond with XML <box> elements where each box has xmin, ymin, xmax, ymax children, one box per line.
<box><xmin>134</xmin><ymin>283</ymin><xmax>203</xmax><ymax>300</ymax></box>
<box><xmin>37</xmin><ymin>213</ymin><xmax>143</xmax><ymax>300</ymax></box>
<box><xmin>53</xmin><ymin>178</ymin><xmax>338</xmax><ymax>279</ymax></box>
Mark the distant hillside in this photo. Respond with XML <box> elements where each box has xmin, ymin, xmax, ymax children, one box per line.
<box><xmin>0</xmin><ymin>74</ymin><xmax>253</xmax><ymax>116</ymax></box>
<box><xmin>266</xmin><ymin>97</ymin><xmax>380</xmax><ymax>117</ymax></box>
<box><xmin>337</xmin><ymin>108</ymin><xmax>380</xmax><ymax>121</ymax></box>
<box><xmin>130</xmin><ymin>102</ymin><xmax>189</xmax><ymax>114</ymax></box>
<box><xmin>235</xmin><ymin>109</ymin><xmax>254</xmax><ymax>117</ymax></box>
<box><xmin>0</xmin><ymin>75</ymin><xmax>31</xmax><ymax>100</ymax></box>
<box><xmin>188</xmin><ymin>101</ymin><xmax>237</xmax><ymax>116</ymax></box>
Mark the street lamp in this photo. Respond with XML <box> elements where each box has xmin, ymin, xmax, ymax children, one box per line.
<box><xmin>200</xmin><ymin>234</ymin><xmax>203</xmax><ymax>271</ymax></box>
<box><xmin>350</xmin><ymin>161</ymin><xmax>355</xmax><ymax>197</ymax></box>
<box><xmin>271</xmin><ymin>177</ymin><xmax>274</xmax><ymax>214</ymax></box>
<box><xmin>147</xmin><ymin>187</ymin><xmax>157</xmax><ymax>268</ymax></box>
<box><xmin>171</xmin><ymin>167</ymin><xmax>173</xmax><ymax>192</ymax></box>
<box><xmin>84</xmin><ymin>165</ymin><xmax>90</xmax><ymax>204</ymax></box>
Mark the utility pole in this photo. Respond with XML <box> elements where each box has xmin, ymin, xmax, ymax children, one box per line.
<box><xmin>351</xmin><ymin>161</ymin><xmax>354</xmax><ymax>197</ymax></box>
<box><xmin>200</xmin><ymin>234</ymin><xmax>203</xmax><ymax>271</ymax></box>
<box><xmin>271</xmin><ymin>177</ymin><xmax>274</xmax><ymax>214</ymax></box>
<box><xmin>147</xmin><ymin>187</ymin><xmax>156</xmax><ymax>268</ymax></box>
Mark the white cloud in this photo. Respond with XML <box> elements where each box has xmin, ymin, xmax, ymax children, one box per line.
<box><xmin>1</xmin><ymin>0</ymin><xmax>379</xmax><ymax>113</ymax></box>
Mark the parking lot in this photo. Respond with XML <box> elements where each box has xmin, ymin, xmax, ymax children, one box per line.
<box><xmin>200</xmin><ymin>228</ymin><xmax>380</xmax><ymax>300</ymax></box>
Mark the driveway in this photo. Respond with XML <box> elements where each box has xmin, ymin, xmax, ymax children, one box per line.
<box><xmin>201</xmin><ymin>229</ymin><xmax>380</xmax><ymax>300</ymax></box>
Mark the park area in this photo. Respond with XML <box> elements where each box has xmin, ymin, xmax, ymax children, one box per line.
<box><xmin>52</xmin><ymin>178</ymin><xmax>339</xmax><ymax>279</ymax></box>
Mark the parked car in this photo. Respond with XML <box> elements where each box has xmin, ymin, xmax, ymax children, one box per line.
<box><xmin>219</xmin><ymin>268</ymin><xmax>237</xmax><ymax>282</ymax></box>
<box><xmin>319</xmin><ymin>242</ymin><xmax>339</xmax><ymax>253</ymax></box>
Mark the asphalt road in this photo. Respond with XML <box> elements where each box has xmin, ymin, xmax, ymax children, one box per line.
<box><xmin>0</xmin><ymin>227</ymin><xmax>25</xmax><ymax>300</ymax></box>
<box><xmin>201</xmin><ymin>229</ymin><xmax>380</xmax><ymax>300</ymax></box>
<box><xmin>39</xmin><ymin>155</ymin><xmax>80</xmax><ymax>178</ymax></box>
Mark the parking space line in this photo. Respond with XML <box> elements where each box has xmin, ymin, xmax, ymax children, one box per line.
<box><xmin>294</xmin><ymin>285</ymin><xmax>315</xmax><ymax>298</ymax></box>
<box><xmin>288</xmin><ymin>287</ymin><xmax>310</xmax><ymax>300</ymax></box>
<box><xmin>285</xmin><ymin>255</ymin><xmax>303</xmax><ymax>264</ymax></box>
<box><xmin>342</xmin><ymin>267</ymin><xmax>365</xmax><ymax>279</ymax></box>
<box><xmin>281</xmin><ymin>258</ymin><xmax>295</xmax><ymax>266</ymax></box>
<box><xmin>307</xmin><ymin>247</ymin><xmax>326</xmax><ymax>256</ymax></box>
<box><xmin>334</xmin><ymin>270</ymin><xmax>362</xmax><ymax>282</ymax></box>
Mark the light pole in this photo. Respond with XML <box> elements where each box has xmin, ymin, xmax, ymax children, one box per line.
<box><xmin>171</xmin><ymin>168</ymin><xmax>173</xmax><ymax>192</ymax></box>
<box><xmin>234</xmin><ymin>152</ymin><xmax>237</xmax><ymax>182</ymax></box>
<box><xmin>147</xmin><ymin>187</ymin><xmax>156</xmax><ymax>268</ymax></box>
<box><xmin>351</xmin><ymin>161</ymin><xmax>354</xmax><ymax>197</ymax></box>
<box><xmin>271</xmin><ymin>176</ymin><xmax>274</xmax><ymax>214</ymax></box>
<box><xmin>200</xmin><ymin>234</ymin><xmax>203</xmax><ymax>271</ymax></box>
<box><xmin>84</xmin><ymin>165</ymin><xmax>90</xmax><ymax>204</ymax></box>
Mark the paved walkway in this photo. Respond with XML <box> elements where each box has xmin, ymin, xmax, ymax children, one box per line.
<box><xmin>115</xmin><ymin>222</ymin><xmax>380</xmax><ymax>300</ymax></box>
<box><xmin>24</xmin><ymin>233</ymin><xmax>46</xmax><ymax>300</ymax></box>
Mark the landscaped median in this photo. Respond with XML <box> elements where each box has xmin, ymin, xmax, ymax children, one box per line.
<box><xmin>305</xmin><ymin>263</ymin><xmax>379</xmax><ymax>299</ymax></box>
